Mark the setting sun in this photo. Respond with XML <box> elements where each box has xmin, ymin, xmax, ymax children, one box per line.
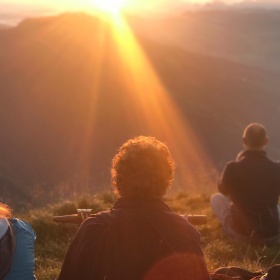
<box><xmin>90</xmin><ymin>0</ymin><xmax>126</xmax><ymax>15</ymax></box>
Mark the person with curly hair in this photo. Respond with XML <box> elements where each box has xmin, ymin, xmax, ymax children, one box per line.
<box><xmin>0</xmin><ymin>202</ymin><xmax>36</xmax><ymax>280</ymax></box>
<box><xmin>59</xmin><ymin>136</ymin><xmax>210</xmax><ymax>280</ymax></box>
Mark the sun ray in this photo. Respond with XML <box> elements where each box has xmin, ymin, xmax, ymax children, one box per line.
<box><xmin>106</xmin><ymin>15</ymin><xmax>218</xmax><ymax>192</ymax></box>
<box><xmin>23</xmin><ymin>11</ymin><xmax>218</xmax><ymax>193</ymax></box>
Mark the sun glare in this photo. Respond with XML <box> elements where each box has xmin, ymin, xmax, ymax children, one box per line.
<box><xmin>107</xmin><ymin>16</ymin><xmax>218</xmax><ymax>191</ymax></box>
<box><xmin>52</xmin><ymin>1</ymin><xmax>218</xmax><ymax>191</ymax></box>
<box><xmin>90</xmin><ymin>0</ymin><xmax>126</xmax><ymax>15</ymax></box>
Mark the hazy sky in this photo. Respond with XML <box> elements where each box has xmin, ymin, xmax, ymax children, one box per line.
<box><xmin>3</xmin><ymin>0</ymin><xmax>278</xmax><ymax>12</ymax></box>
<box><xmin>1</xmin><ymin>0</ymin><xmax>280</xmax><ymax>24</ymax></box>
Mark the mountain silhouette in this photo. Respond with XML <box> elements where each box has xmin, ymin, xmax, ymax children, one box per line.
<box><xmin>0</xmin><ymin>12</ymin><xmax>279</xmax><ymax>206</ymax></box>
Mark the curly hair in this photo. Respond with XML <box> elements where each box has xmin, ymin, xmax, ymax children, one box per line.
<box><xmin>111</xmin><ymin>136</ymin><xmax>175</xmax><ymax>198</ymax></box>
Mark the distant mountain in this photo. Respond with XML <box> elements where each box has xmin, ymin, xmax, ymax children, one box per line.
<box><xmin>235</xmin><ymin>1</ymin><xmax>280</xmax><ymax>9</ymax></box>
<box><xmin>0</xmin><ymin>12</ymin><xmax>280</xmax><ymax>207</ymax></box>
<box><xmin>128</xmin><ymin>9</ymin><xmax>280</xmax><ymax>73</ymax></box>
<box><xmin>0</xmin><ymin>3</ymin><xmax>56</xmax><ymax>26</ymax></box>
<box><xmin>0</xmin><ymin>23</ymin><xmax>11</xmax><ymax>29</ymax></box>
<box><xmin>201</xmin><ymin>1</ymin><xmax>280</xmax><ymax>10</ymax></box>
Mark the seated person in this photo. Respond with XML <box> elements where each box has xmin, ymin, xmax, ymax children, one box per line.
<box><xmin>0</xmin><ymin>202</ymin><xmax>36</xmax><ymax>280</ymax></box>
<box><xmin>211</xmin><ymin>123</ymin><xmax>280</xmax><ymax>245</ymax></box>
<box><xmin>59</xmin><ymin>136</ymin><xmax>210</xmax><ymax>280</ymax></box>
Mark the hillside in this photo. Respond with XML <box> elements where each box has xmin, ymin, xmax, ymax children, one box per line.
<box><xmin>28</xmin><ymin>192</ymin><xmax>280</xmax><ymax>279</ymax></box>
<box><xmin>128</xmin><ymin>9</ymin><xmax>280</xmax><ymax>73</ymax></box>
<box><xmin>0</xmin><ymin>12</ymin><xmax>280</xmax><ymax>207</ymax></box>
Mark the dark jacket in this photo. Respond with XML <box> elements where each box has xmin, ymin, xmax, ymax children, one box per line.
<box><xmin>58</xmin><ymin>197</ymin><xmax>210</xmax><ymax>280</ymax></box>
<box><xmin>219</xmin><ymin>150</ymin><xmax>280</xmax><ymax>239</ymax></box>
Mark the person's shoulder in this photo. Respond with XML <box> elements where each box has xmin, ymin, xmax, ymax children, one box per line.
<box><xmin>270</xmin><ymin>158</ymin><xmax>280</xmax><ymax>166</ymax></box>
<box><xmin>8</xmin><ymin>218</ymin><xmax>36</xmax><ymax>237</ymax></box>
<box><xmin>80</xmin><ymin>210</ymin><xmax>112</xmax><ymax>228</ymax></box>
<box><xmin>76</xmin><ymin>211</ymin><xmax>112</xmax><ymax>239</ymax></box>
<box><xmin>222</xmin><ymin>152</ymin><xmax>244</xmax><ymax>168</ymax></box>
<box><xmin>266</xmin><ymin>157</ymin><xmax>280</xmax><ymax>168</ymax></box>
<box><xmin>225</xmin><ymin>160</ymin><xmax>238</xmax><ymax>167</ymax></box>
<box><xmin>223</xmin><ymin>159</ymin><xmax>239</xmax><ymax>172</ymax></box>
<box><xmin>155</xmin><ymin>210</ymin><xmax>202</xmax><ymax>241</ymax></box>
<box><xmin>272</xmin><ymin>160</ymin><xmax>280</xmax><ymax>174</ymax></box>
<box><xmin>9</xmin><ymin>218</ymin><xmax>31</xmax><ymax>227</ymax></box>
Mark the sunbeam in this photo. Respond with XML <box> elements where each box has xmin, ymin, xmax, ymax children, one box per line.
<box><xmin>5</xmin><ymin>11</ymin><xmax>218</xmax><ymax>193</ymax></box>
<box><xmin>105</xmin><ymin>14</ymin><xmax>218</xmax><ymax>191</ymax></box>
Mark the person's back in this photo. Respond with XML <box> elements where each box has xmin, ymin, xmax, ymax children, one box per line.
<box><xmin>59</xmin><ymin>136</ymin><xmax>210</xmax><ymax>280</ymax></box>
<box><xmin>221</xmin><ymin>149</ymin><xmax>280</xmax><ymax>238</ymax></box>
<box><xmin>99</xmin><ymin>197</ymin><xmax>207</xmax><ymax>280</ymax></box>
<box><xmin>211</xmin><ymin>123</ymin><xmax>280</xmax><ymax>244</ymax></box>
<box><xmin>0</xmin><ymin>203</ymin><xmax>36</xmax><ymax>280</ymax></box>
<box><xmin>4</xmin><ymin>218</ymin><xmax>36</xmax><ymax>280</ymax></box>
<box><xmin>59</xmin><ymin>198</ymin><xmax>209</xmax><ymax>280</ymax></box>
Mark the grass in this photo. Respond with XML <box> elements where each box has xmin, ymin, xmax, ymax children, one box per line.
<box><xmin>17</xmin><ymin>191</ymin><xmax>280</xmax><ymax>279</ymax></box>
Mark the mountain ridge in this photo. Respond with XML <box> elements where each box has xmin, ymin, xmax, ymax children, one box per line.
<box><xmin>0</xmin><ymin>12</ymin><xmax>279</xmax><ymax>206</ymax></box>
<box><xmin>128</xmin><ymin>9</ymin><xmax>280</xmax><ymax>73</ymax></box>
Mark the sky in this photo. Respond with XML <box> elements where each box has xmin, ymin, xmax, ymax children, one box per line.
<box><xmin>1</xmin><ymin>0</ymin><xmax>280</xmax><ymax>26</ymax></box>
<box><xmin>2</xmin><ymin>0</ymin><xmax>280</xmax><ymax>13</ymax></box>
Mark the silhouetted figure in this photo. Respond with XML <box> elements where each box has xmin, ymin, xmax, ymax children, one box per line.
<box><xmin>59</xmin><ymin>136</ymin><xmax>210</xmax><ymax>280</ymax></box>
<box><xmin>211</xmin><ymin>123</ymin><xmax>280</xmax><ymax>245</ymax></box>
<box><xmin>0</xmin><ymin>203</ymin><xmax>36</xmax><ymax>279</ymax></box>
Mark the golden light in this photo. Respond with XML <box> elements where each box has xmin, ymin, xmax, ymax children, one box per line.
<box><xmin>90</xmin><ymin>0</ymin><xmax>126</xmax><ymax>15</ymax></box>
<box><xmin>108</xmin><ymin>15</ymin><xmax>218</xmax><ymax>192</ymax></box>
<box><xmin>23</xmin><ymin>6</ymin><xmax>218</xmax><ymax>193</ymax></box>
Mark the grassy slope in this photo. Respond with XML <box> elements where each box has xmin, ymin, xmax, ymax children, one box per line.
<box><xmin>20</xmin><ymin>192</ymin><xmax>280</xmax><ymax>279</ymax></box>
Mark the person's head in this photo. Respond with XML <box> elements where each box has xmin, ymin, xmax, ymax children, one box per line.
<box><xmin>242</xmin><ymin>123</ymin><xmax>268</xmax><ymax>150</ymax></box>
<box><xmin>0</xmin><ymin>203</ymin><xmax>12</xmax><ymax>218</ymax></box>
<box><xmin>111</xmin><ymin>136</ymin><xmax>175</xmax><ymax>199</ymax></box>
